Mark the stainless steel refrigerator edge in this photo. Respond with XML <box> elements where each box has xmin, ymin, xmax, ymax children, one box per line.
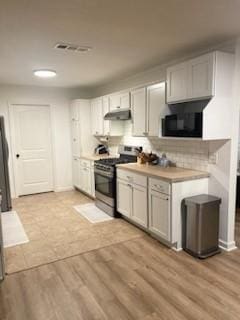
<box><xmin>0</xmin><ymin>116</ymin><xmax>12</xmax><ymax>281</ymax></box>
<box><xmin>0</xmin><ymin>195</ymin><xmax>5</xmax><ymax>281</ymax></box>
<box><xmin>0</xmin><ymin>116</ymin><xmax>12</xmax><ymax>212</ymax></box>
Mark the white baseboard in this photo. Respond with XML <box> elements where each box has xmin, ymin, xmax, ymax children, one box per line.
<box><xmin>172</xmin><ymin>246</ymin><xmax>183</xmax><ymax>252</ymax></box>
<box><xmin>54</xmin><ymin>186</ymin><xmax>74</xmax><ymax>193</ymax></box>
<box><xmin>219</xmin><ymin>239</ymin><xmax>237</xmax><ymax>252</ymax></box>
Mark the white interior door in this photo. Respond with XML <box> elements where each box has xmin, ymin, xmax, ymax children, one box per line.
<box><xmin>12</xmin><ymin>105</ymin><xmax>54</xmax><ymax>196</ymax></box>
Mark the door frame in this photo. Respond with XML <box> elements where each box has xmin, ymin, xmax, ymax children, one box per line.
<box><xmin>8</xmin><ymin>103</ymin><xmax>56</xmax><ymax>197</ymax></box>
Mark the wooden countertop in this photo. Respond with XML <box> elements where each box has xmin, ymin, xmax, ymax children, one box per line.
<box><xmin>80</xmin><ymin>154</ymin><xmax>118</xmax><ymax>161</ymax></box>
<box><xmin>116</xmin><ymin>163</ymin><xmax>210</xmax><ymax>183</ymax></box>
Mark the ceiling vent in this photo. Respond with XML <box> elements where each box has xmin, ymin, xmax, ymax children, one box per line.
<box><xmin>54</xmin><ymin>43</ymin><xmax>92</xmax><ymax>53</ymax></box>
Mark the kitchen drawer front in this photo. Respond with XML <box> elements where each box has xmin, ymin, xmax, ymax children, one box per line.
<box><xmin>79</xmin><ymin>159</ymin><xmax>91</xmax><ymax>168</ymax></box>
<box><xmin>149</xmin><ymin>177</ymin><xmax>170</xmax><ymax>195</ymax></box>
<box><xmin>117</xmin><ymin>169</ymin><xmax>147</xmax><ymax>187</ymax></box>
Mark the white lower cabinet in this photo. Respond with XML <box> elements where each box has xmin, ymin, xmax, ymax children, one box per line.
<box><xmin>117</xmin><ymin>168</ymin><xmax>171</xmax><ymax>242</ymax></box>
<box><xmin>132</xmin><ymin>184</ymin><xmax>148</xmax><ymax>227</ymax></box>
<box><xmin>117</xmin><ymin>170</ymin><xmax>148</xmax><ymax>228</ymax></box>
<box><xmin>117</xmin><ymin>179</ymin><xmax>148</xmax><ymax>227</ymax></box>
<box><xmin>117</xmin><ymin>179</ymin><xmax>132</xmax><ymax>218</ymax></box>
<box><xmin>79</xmin><ymin>166</ymin><xmax>92</xmax><ymax>195</ymax></box>
<box><xmin>73</xmin><ymin>157</ymin><xmax>80</xmax><ymax>188</ymax></box>
<box><xmin>149</xmin><ymin>189</ymin><xmax>170</xmax><ymax>241</ymax></box>
<box><xmin>73</xmin><ymin>158</ymin><xmax>95</xmax><ymax>197</ymax></box>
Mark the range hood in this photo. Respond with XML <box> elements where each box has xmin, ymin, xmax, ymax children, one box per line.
<box><xmin>104</xmin><ymin>108</ymin><xmax>131</xmax><ymax>120</ymax></box>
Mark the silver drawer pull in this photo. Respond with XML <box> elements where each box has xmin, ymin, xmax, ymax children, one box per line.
<box><xmin>154</xmin><ymin>184</ymin><xmax>163</xmax><ymax>189</ymax></box>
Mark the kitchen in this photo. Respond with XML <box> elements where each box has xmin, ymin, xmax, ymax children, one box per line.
<box><xmin>1</xmin><ymin>1</ymin><xmax>240</xmax><ymax>319</ymax></box>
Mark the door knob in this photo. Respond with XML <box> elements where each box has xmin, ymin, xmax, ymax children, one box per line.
<box><xmin>16</xmin><ymin>154</ymin><xmax>20</xmax><ymax>158</ymax></box>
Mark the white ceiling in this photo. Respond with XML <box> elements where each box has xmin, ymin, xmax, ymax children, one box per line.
<box><xmin>0</xmin><ymin>0</ymin><xmax>240</xmax><ymax>89</ymax></box>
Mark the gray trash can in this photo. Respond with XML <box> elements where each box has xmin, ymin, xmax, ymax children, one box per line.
<box><xmin>184</xmin><ymin>194</ymin><xmax>221</xmax><ymax>259</ymax></box>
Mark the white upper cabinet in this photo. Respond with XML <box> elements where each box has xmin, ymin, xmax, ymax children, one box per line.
<box><xmin>132</xmin><ymin>82</ymin><xmax>168</xmax><ymax>137</ymax></box>
<box><xmin>147</xmin><ymin>82</ymin><xmax>167</xmax><ymax>137</ymax></box>
<box><xmin>109</xmin><ymin>91</ymin><xmax>130</xmax><ymax>110</ymax></box>
<box><xmin>167</xmin><ymin>52</ymin><xmax>215</xmax><ymax>104</ymax></box>
<box><xmin>167</xmin><ymin>62</ymin><xmax>188</xmax><ymax>104</ymax></box>
<box><xmin>131</xmin><ymin>87</ymin><xmax>147</xmax><ymax>136</ymax></box>
<box><xmin>103</xmin><ymin>96</ymin><xmax>110</xmax><ymax>136</ymax></box>
<box><xmin>91</xmin><ymin>98</ymin><xmax>103</xmax><ymax>136</ymax></box>
<box><xmin>188</xmin><ymin>53</ymin><xmax>215</xmax><ymax>100</ymax></box>
<box><xmin>70</xmin><ymin>99</ymin><xmax>97</xmax><ymax>156</ymax></box>
<box><xmin>70</xmin><ymin>101</ymin><xmax>79</xmax><ymax>121</ymax></box>
<box><xmin>102</xmin><ymin>96</ymin><xmax>124</xmax><ymax>136</ymax></box>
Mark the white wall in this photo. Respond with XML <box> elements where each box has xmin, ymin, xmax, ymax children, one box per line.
<box><xmin>0</xmin><ymin>84</ymin><xmax>89</xmax><ymax>197</ymax></box>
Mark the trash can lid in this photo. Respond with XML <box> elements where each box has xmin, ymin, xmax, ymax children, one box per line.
<box><xmin>185</xmin><ymin>194</ymin><xmax>221</xmax><ymax>207</ymax></box>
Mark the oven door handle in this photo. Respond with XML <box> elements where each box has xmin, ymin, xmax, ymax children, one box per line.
<box><xmin>94</xmin><ymin>169</ymin><xmax>113</xmax><ymax>178</ymax></box>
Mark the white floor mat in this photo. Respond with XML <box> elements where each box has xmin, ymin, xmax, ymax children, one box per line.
<box><xmin>74</xmin><ymin>203</ymin><xmax>113</xmax><ymax>223</ymax></box>
<box><xmin>1</xmin><ymin>211</ymin><xmax>29</xmax><ymax>248</ymax></box>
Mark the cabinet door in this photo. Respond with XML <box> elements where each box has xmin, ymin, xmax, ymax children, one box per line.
<box><xmin>72</xmin><ymin>157</ymin><xmax>80</xmax><ymax>188</ymax></box>
<box><xmin>90</xmin><ymin>168</ymin><xmax>95</xmax><ymax>198</ymax></box>
<box><xmin>119</xmin><ymin>92</ymin><xmax>130</xmax><ymax>109</ymax></box>
<box><xmin>109</xmin><ymin>92</ymin><xmax>130</xmax><ymax>110</ymax></box>
<box><xmin>103</xmin><ymin>96</ymin><xmax>110</xmax><ymax>136</ymax></box>
<box><xmin>147</xmin><ymin>82</ymin><xmax>167</xmax><ymax>137</ymax></box>
<box><xmin>149</xmin><ymin>190</ymin><xmax>171</xmax><ymax>241</ymax></box>
<box><xmin>132</xmin><ymin>184</ymin><xmax>148</xmax><ymax>227</ymax></box>
<box><xmin>71</xmin><ymin>120</ymin><xmax>81</xmax><ymax>157</ymax></box>
<box><xmin>81</xmin><ymin>167</ymin><xmax>92</xmax><ymax>195</ymax></box>
<box><xmin>117</xmin><ymin>179</ymin><xmax>132</xmax><ymax>217</ymax></box>
<box><xmin>91</xmin><ymin>98</ymin><xmax>103</xmax><ymax>136</ymax></box>
<box><xmin>131</xmin><ymin>87</ymin><xmax>147</xmax><ymax>136</ymax></box>
<box><xmin>109</xmin><ymin>94</ymin><xmax>121</xmax><ymax>111</ymax></box>
<box><xmin>188</xmin><ymin>52</ymin><xmax>215</xmax><ymax>100</ymax></box>
<box><xmin>70</xmin><ymin>101</ymin><xmax>79</xmax><ymax>121</ymax></box>
<box><xmin>167</xmin><ymin>62</ymin><xmax>188</xmax><ymax>103</ymax></box>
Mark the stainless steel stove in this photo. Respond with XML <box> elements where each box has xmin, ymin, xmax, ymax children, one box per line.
<box><xmin>94</xmin><ymin>145</ymin><xmax>141</xmax><ymax>217</ymax></box>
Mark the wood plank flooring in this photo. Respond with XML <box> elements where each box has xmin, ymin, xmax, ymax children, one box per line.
<box><xmin>1</xmin><ymin>235</ymin><xmax>240</xmax><ymax>320</ymax></box>
<box><xmin>1</xmin><ymin>191</ymin><xmax>240</xmax><ymax>319</ymax></box>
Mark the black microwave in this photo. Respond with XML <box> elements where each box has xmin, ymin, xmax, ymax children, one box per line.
<box><xmin>162</xmin><ymin>113</ymin><xmax>203</xmax><ymax>138</ymax></box>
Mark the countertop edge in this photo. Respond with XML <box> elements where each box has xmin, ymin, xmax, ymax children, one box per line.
<box><xmin>116</xmin><ymin>164</ymin><xmax>210</xmax><ymax>183</ymax></box>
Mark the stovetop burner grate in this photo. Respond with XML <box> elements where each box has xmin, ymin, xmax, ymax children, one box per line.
<box><xmin>95</xmin><ymin>156</ymin><xmax>137</xmax><ymax>167</ymax></box>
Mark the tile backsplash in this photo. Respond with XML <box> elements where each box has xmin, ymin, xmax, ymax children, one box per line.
<box><xmin>107</xmin><ymin>120</ymin><xmax>217</xmax><ymax>172</ymax></box>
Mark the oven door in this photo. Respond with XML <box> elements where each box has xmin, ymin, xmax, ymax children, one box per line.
<box><xmin>94</xmin><ymin>170</ymin><xmax>115</xmax><ymax>199</ymax></box>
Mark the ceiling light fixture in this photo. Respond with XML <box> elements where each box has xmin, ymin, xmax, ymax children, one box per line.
<box><xmin>33</xmin><ymin>69</ymin><xmax>57</xmax><ymax>78</ymax></box>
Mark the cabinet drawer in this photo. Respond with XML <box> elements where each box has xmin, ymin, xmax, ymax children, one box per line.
<box><xmin>149</xmin><ymin>178</ymin><xmax>170</xmax><ymax>195</ymax></box>
<box><xmin>80</xmin><ymin>159</ymin><xmax>91</xmax><ymax>168</ymax></box>
<box><xmin>117</xmin><ymin>169</ymin><xmax>147</xmax><ymax>187</ymax></box>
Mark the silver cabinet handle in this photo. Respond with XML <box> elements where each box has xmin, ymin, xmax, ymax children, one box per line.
<box><xmin>154</xmin><ymin>184</ymin><xmax>164</xmax><ymax>189</ymax></box>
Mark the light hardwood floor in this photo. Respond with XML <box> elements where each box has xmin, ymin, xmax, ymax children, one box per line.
<box><xmin>1</xmin><ymin>192</ymin><xmax>240</xmax><ymax>319</ymax></box>
<box><xmin>1</xmin><ymin>236</ymin><xmax>240</xmax><ymax>320</ymax></box>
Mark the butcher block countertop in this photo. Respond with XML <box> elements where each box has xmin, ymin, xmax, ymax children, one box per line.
<box><xmin>116</xmin><ymin>163</ymin><xmax>210</xmax><ymax>183</ymax></box>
